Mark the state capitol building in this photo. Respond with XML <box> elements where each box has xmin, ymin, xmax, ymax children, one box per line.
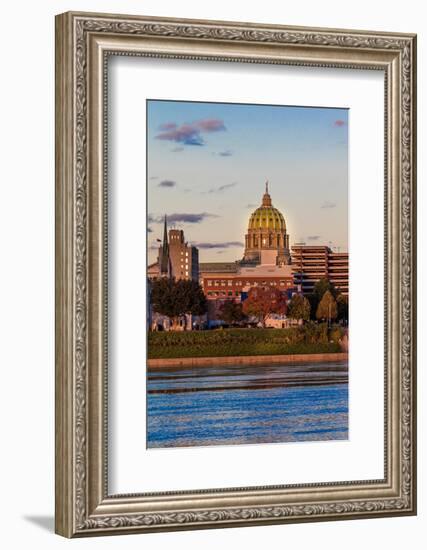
<box><xmin>148</xmin><ymin>182</ymin><xmax>348</xmax><ymax>322</ymax></box>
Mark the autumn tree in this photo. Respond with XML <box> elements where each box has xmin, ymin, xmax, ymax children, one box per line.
<box><xmin>242</xmin><ymin>287</ymin><xmax>287</xmax><ymax>328</ymax></box>
<box><xmin>287</xmin><ymin>294</ymin><xmax>311</xmax><ymax>322</ymax></box>
<box><xmin>219</xmin><ymin>301</ymin><xmax>246</xmax><ymax>326</ymax></box>
<box><xmin>150</xmin><ymin>278</ymin><xmax>207</xmax><ymax>329</ymax></box>
<box><xmin>316</xmin><ymin>290</ymin><xmax>337</xmax><ymax>324</ymax></box>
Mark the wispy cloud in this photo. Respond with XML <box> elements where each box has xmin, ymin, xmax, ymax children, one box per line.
<box><xmin>171</xmin><ymin>146</ymin><xmax>184</xmax><ymax>153</ymax></box>
<box><xmin>246</xmin><ymin>203</ymin><xmax>257</xmax><ymax>208</ymax></box>
<box><xmin>156</xmin><ymin>118</ymin><xmax>226</xmax><ymax>146</ymax></box>
<box><xmin>333</xmin><ymin>119</ymin><xmax>346</xmax><ymax>127</ymax></box>
<box><xmin>158</xmin><ymin>180</ymin><xmax>176</xmax><ymax>188</ymax></box>
<box><xmin>191</xmin><ymin>241</ymin><xmax>244</xmax><ymax>249</ymax></box>
<box><xmin>212</xmin><ymin>149</ymin><xmax>233</xmax><ymax>157</ymax></box>
<box><xmin>148</xmin><ymin>212</ymin><xmax>219</xmax><ymax>224</ymax></box>
<box><xmin>307</xmin><ymin>235</ymin><xmax>320</xmax><ymax>241</ymax></box>
<box><xmin>321</xmin><ymin>201</ymin><xmax>336</xmax><ymax>209</ymax></box>
<box><xmin>208</xmin><ymin>182</ymin><xmax>238</xmax><ymax>194</ymax></box>
<box><xmin>159</xmin><ymin>122</ymin><xmax>177</xmax><ymax>131</ymax></box>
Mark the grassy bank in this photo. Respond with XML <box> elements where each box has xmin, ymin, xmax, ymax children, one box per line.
<box><xmin>148</xmin><ymin>326</ymin><xmax>343</xmax><ymax>359</ymax></box>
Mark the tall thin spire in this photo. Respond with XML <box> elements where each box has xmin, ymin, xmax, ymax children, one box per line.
<box><xmin>160</xmin><ymin>214</ymin><xmax>170</xmax><ymax>275</ymax></box>
<box><xmin>265</xmin><ymin>180</ymin><xmax>269</xmax><ymax>194</ymax></box>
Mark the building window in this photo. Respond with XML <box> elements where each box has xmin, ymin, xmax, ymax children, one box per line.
<box><xmin>227</xmin><ymin>280</ymin><xmax>232</xmax><ymax>286</ymax></box>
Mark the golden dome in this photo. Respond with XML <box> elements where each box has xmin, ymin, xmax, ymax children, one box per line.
<box><xmin>248</xmin><ymin>182</ymin><xmax>286</xmax><ymax>231</ymax></box>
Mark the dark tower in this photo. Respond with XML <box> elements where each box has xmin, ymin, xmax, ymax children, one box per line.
<box><xmin>159</xmin><ymin>215</ymin><xmax>170</xmax><ymax>276</ymax></box>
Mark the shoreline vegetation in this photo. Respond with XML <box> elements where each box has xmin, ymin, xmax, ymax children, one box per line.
<box><xmin>148</xmin><ymin>324</ymin><xmax>347</xmax><ymax>361</ymax></box>
<box><xmin>148</xmin><ymin>352</ymin><xmax>348</xmax><ymax>369</ymax></box>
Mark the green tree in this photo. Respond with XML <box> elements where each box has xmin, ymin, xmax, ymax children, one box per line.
<box><xmin>150</xmin><ymin>278</ymin><xmax>207</xmax><ymax>329</ymax></box>
<box><xmin>313</xmin><ymin>278</ymin><xmax>338</xmax><ymax>301</ymax></box>
<box><xmin>336</xmin><ymin>294</ymin><xmax>349</xmax><ymax>323</ymax></box>
<box><xmin>316</xmin><ymin>290</ymin><xmax>338</xmax><ymax>324</ymax></box>
<box><xmin>185</xmin><ymin>280</ymin><xmax>208</xmax><ymax>317</ymax></box>
<box><xmin>242</xmin><ymin>287</ymin><xmax>287</xmax><ymax>328</ymax></box>
<box><xmin>219</xmin><ymin>301</ymin><xmax>246</xmax><ymax>326</ymax></box>
<box><xmin>307</xmin><ymin>278</ymin><xmax>339</xmax><ymax>320</ymax></box>
<box><xmin>287</xmin><ymin>294</ymin><xmax>311</xmax><ymax>322</ymax></box>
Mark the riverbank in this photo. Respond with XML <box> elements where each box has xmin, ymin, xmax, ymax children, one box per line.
<box><xmin>148</xmin><ymin>325</ymin><xmax>345</xmax><ymax>359</ymax></box>
<box><xmin>148</xmin><ymin>352</ymin><xmax>348</xmax><ymax>369</ymax></box>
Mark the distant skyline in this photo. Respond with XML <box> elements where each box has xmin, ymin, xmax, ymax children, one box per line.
<box><xmin>147</xmin><ymin>99</ymin><xmax>348</xmax><ymax>264</ymax></box>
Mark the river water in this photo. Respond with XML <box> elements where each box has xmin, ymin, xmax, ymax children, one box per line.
<box><xmin>147</xmin><ymin>360</ymin><xmax>348</xmax><ymax>449</ymax></box>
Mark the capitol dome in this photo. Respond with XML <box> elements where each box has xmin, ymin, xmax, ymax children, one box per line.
<box><xmin>248</xmin><ymin>205</ymin><xmax>286</xmax><ymax>232</ymax></box>
<box><xmin>242</xmin><ymin>182</ymin><xmax>290</xmax><ymax>266</ymax></box>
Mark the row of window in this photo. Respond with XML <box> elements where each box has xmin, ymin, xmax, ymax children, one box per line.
<box><xmin>205</xmin><ymin>279</ymin><xmax>290</xmax><ymax>287</ymax></box>
<box><xmin>207</xmin><ymin>291</ymin><xmax>240</xmax><ymax>297</ymax></box>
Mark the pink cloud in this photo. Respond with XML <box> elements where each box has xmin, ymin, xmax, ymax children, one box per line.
<box><xmin>156</xmin><ymin>118</ymin><xmax>226</xmax><ymax>146</ymax></box>
<box><xmin>156</xmin><ymin>124</ymin><xmax>203</xmax><ymax>146</ymax></box>
<box><xmin>158</xmin><ymin>122</ymin><xmax>177</xmax><ymax>131</ymax></box>
<box><xmin>194</xmin><ymin>118</ymin><xmax>226</xmax><ymax>132</ymax></box>
<box><xmin>334</xmin><ymin>119</ymin><xmax>346</xmax><ymax>127</ymax></box>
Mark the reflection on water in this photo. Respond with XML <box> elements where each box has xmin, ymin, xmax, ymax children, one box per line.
<box><xmin>147</xmin><ymin>361</ymin><xmax>348</xmax><ymax>449</ymax></box>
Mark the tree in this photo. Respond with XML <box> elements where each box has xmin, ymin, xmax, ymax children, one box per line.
<box><xmin>307</xmin><ymin>278</ymin><xmax>339</xmax><ymax>320</ymax></box>
<box><xmin>150</xmin><ymin>278</ymin><xmax>207</xmax><ymax>329</ymax></box>
<box><xmin>287</xmin><ymin>294</ymin><xmax>311</xmax><ymax>322</ymax></box>
<box><xmin>219</xmin><ymin>301</ymin><xmax>246</xmax><ymax>326</ymax></box>
<box><xmin>316</xmin><ymin>290</ymin><xmax>337</xmax><ymax>324</ymax></box>
<box><xmin>313</xmin><ymin>278</ymin><xmax>338</xmax><ymax>300</ymax></box>
<box><xmin>242</xmin><ymin>287</ymin><xmax>287</xmax><ymax>327</ymax></box>
<box><xmin>185</xmin><ymin>280</ymin><xmax>208</xmax><ymax>317</ymax></box>
<box><xmin>336</xmin><ymin>294</ymin><xmax>349</xmax><ymax>323</ymax></box>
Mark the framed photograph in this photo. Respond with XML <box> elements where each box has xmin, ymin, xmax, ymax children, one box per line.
<box><xmin>55</xmin><ymin>11</ymin><xmax>417</xmax><ymax>537</ymax></box>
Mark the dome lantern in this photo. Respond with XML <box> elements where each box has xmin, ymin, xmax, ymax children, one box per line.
<box><xmin>262</xmin><ymin>180</ymin><xmax>272</xmax><ymax>207</ymax></box>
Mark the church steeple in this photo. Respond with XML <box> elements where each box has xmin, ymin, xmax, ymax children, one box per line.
<box><xmin>160</xmin><ymin>214</ymin><xmax>170</xmax><ymax>275</ymax></box>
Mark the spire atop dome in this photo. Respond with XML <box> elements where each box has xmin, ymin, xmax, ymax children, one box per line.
<box><xmin>262</xmin><ymin>180</ymin><xmax>272</xmax><ymax>207</ymax></box>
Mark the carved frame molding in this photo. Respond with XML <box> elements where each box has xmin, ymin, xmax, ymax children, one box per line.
<box><xmin>55</xmin><ymin>12</ymin><xmax>416</xmax><ymax>537</ymax></box>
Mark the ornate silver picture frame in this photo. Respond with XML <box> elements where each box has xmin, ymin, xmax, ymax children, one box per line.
<box><xmin>55</xmin><ymin>11</ymin><xmax>416</xmax><ymax>537</ymax></box>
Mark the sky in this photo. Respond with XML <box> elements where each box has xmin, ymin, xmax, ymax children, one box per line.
<box><xmin>147</xmin><ymin>99</ymin><xmax>348</xmax><ymax>264</ymax></box>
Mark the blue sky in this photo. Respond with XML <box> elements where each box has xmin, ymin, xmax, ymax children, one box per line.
<box><xmin>147</xmin><ymin>99</ymin><xmax>348</xmax><ymax>264</ymax></box>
